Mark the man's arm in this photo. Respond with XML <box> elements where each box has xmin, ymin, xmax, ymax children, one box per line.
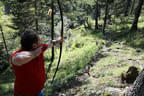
<box><xmin>45</xmin><ymin>37</ymin><xmax>63</xmax><ymax>48</ymax></box>
<box><xmin>12</xmin><ymin>47</ymin><xmax>42</xmax><ymax>66</ymax></box>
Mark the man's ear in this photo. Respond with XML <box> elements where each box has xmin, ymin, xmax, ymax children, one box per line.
<box><xmin>32</xmin><ymin>43</ymin><xmax>38</xmax><ymax>49</ymax></box>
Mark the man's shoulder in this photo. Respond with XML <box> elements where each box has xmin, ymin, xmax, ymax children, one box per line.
<box><xmin>11</xmin><ymin>48</ymin><xmax>22</xmax><ymax>57</ymax></box>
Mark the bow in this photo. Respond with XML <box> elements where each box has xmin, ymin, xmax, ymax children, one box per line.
<box><xmin>47</xmin><ymin>0</ymin><xmax>55</xmax><ymax>79</ymax></box>
<box><xmin>51</xmin><ymin>0</ymin><xmax>63</xmax><ymax>84</ymax></box>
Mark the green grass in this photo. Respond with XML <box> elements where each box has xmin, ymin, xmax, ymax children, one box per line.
<box><xmin>43</xmin><ymin>14</ymin><xmax>144</xmax><ymax>95</ymax></box>
<box><xmin>72</xmin><ymin>39</ymin><xmax>143</xmax><ymax>95</ymax></box>
<box><xmin>43</xmin><ymin>26</ymin><xmax>104</xmax><ymax>95</ymax></box>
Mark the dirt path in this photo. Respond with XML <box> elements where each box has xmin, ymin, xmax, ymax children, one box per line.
<box><xmin>57</xmin><ymin>41</ymin><xmax>144</xmax><ymax>96</ymax></box>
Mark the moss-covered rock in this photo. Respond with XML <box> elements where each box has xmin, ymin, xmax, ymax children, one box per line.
<box><xmin>121</xmin><ymin>66</ymin><xmax>140</xmax><ymax>84</ymax></box>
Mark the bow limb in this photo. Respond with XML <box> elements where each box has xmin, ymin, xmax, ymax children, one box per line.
<box><xmin>47</xmin><ymin>0</ymin><xmax>55</xmax><ymax>79</ymax></box>
<box><xmin>51</xmin><ymin>0</ymin><xmax>63</xmax><ymax>84</ymax></box>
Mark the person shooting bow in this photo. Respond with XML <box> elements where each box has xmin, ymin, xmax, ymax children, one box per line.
<box><xmin>11</xmin><ymin>29</ymin><xmax>63</xmax><ymax>96</ymax></box>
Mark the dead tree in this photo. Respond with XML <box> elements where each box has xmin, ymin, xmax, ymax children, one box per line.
<box><xmin>126</xmin><ymin>69</ymin><xmax>144</xmax><ymax>96</ymax></box>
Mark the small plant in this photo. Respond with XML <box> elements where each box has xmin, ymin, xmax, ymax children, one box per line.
<box><xmin>103</xmin><ymin>92</ymin><xmax>112</xmax><ymax>96</ymax></box>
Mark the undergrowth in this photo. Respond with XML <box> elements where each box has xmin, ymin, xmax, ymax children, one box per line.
<box><xmin>43</xmin><ymin>27</ymin><xmax>105</xmax><ymax>95</ymax></box>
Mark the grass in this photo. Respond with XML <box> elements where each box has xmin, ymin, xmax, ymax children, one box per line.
<box><xmin>43</xmin><ymin>26</ymin><xmax>105</xmax><ymax>95</ymax></box>
<box><xmin>69</xmin><ymin>39</ymin><xmax>143</xmax><ymax>95</ymax></box>
<box><xmin>42</xmin><ymin>17</ymin><xmax>144</xmax><ymax>94</ymax></box>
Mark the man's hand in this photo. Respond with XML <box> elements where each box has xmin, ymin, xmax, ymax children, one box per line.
<box><xmin>57</xmin><ymin>37</ymin><xmax>64</xmax><ymax>43</ymax></box>
<box><xmin>52</xmin><ymin>37</ymin><xmax>64</xmax><ymax>45</ymax></box>
<box><xmin>48</xmin><ymin>43</ymin><xmax>53</xmax><ymax>48</ymax></box>
<box><xmin>32</xmin><ymin>47</ymin><xmax>42</xmax><ymax>57</ymax></box>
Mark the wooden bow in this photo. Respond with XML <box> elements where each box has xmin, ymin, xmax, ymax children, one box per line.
<box><xmin>51</xmin><ymin>0</ymin><xmax>63</xmax><ymax>84</ymax></box>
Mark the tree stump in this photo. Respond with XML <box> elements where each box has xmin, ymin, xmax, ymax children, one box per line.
<box><xmin>126</xmin><ymin>69</ymin><xmax>144</xmax><ymax>96</ymax></box>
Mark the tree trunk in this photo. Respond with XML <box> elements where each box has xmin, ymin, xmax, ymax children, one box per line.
<box><xmin>126</xmin><ymin>69</ymin><xmax>144</xmax><ymax>96</ymax></box>
<box><xmin>0</xmin><ymin>25</ymin><xmax>10</xmax><ymax>74</ymax></box>
<box><xmin>95</xmin><ymin>1</ymin><xmax>99</xmax><ymax>31</ymax></box>
<box><xmin>35</xmin><ymin>0</ymin><xmax>39</xmax><ymax>31</ymax></box>
<box><xmin>103</xmin><ymin>0</ymin><xmax>109</xmax><ymax>35</ymax></box>
<box><xmin>130</xmin><ymin>0</ymin><xmax>136</xmax><ymax>15</ymax></box>
<box><xmin>84</xmin><ymin>16</ymin><xmax>91</xmax><ymax>29</ymax></box>
<box><xmin>0</xmin><ymin>25</ymin><xmax>9</xmax><ymax>63</ymax></box>
<box><xmin>130</xmin><ymin>0</ymin><xmax>143</xmax><ymax>31</ymax></box>
<box><xmin>47</xmin><ymin>0</ymin><xmax>55</xmax><ymax>77</ymax></box>
<box><xmin>51</xmin><ymin>0</ymin><xmax>55</xmax><ymax>63</ymax></box>
<box><xmin>124</xmin><ymin>0</ymin><xmax>131</xmax><ymax>16</ymax></box>
<box><xmin>87</xmin><ymin>18</ymin><xmax>91</xmax><ymax>29</ymax></box>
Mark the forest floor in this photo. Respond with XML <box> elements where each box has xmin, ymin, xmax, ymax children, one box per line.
<box><xmin>57</xmin><ymin>39</ymin><xmax>144</xmax><ymax>96</ymax></box>
<box><xmin>1</xmin><ymin>34</ymin><xmax>144</xmax><ymax>96</ymax></box>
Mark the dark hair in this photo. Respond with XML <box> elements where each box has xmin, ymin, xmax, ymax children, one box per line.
<box><xmin>21</xmin><ymin>30</ymin><xmax>38</xmax><ymax>51</ymax></box>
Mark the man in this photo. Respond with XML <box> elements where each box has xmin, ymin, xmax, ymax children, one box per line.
<box><xmin>11</xmin><ymin>30</ymin><xmax>63</xmax><ymax>96</ymax></box>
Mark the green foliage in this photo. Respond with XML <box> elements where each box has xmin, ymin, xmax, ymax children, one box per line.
<box><xmin>0</xmin><ymin>1</ymin><xmax>16</xmax><ymax>73</ymax></box>
<box><xmin>44</xmin><ymin>27</ymin><xmax>104</xmax><ymax>95</ymax></box>
<box><xmin>103</xmin><ymin>92</ymin><xmax>112</xmax><ymax>96</ymax></box>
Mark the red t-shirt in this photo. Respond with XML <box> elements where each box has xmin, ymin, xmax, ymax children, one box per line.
<box><xmin>11</xmin><ymin>44</ymin><xmax>48</xmax><ymax>96</ymax></box>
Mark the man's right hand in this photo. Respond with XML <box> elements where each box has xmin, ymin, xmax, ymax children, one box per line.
<box><xmin>32</xmin><ymin>47</ymin><xmax>42</xmax><ymax>57</ymax></box>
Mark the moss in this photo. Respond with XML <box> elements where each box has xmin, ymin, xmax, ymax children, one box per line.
<box><xmin>103</xmin><ymin>92</ymin><xmax>112</xmax><ymax>96</ymax></box>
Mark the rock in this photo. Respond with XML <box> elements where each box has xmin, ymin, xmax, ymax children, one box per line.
<box><xmin>59</xmin><ymin>93</ymin><xmax>66</xmax><ymax>96</ymax></box>
<box><xmin>116</xmin><ymin>47</ymin><xmax>120</xmax><ymax>49</ymax></box>
<box><xmin>136</xmin><ymin>49</ymin><xmax>141</xmax><ymax>53</ymax></box>
<box><xmin>104</xmin><ymin>87</ymin><xmax>122</xmax><ymax>96</ymax></box>
<box><xmin>107</xmin><ymin>48</ymin><xmax>112</xmax><ymax>51</ymax></box>
<box><xmin>105</xmin><ymin>42</ymin><xmax>112</xmax><ymax>47</ymax></box>
<box><xmin>121</xmin><ymin>66</ymin><xmax>139</xmax><ymax>84</ymax></box>
<box><xmin>128</xmin><ymin>59</ymin><xmax>133</xmax><ymax>61</ymax></box>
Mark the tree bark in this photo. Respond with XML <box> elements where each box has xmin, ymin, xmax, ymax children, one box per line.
<box><xmin>124</xmin><ymin>0</ymin><xmax>131</xmax><ymax>16</ymax></box>
<box><xmin>130</xmin><ymin>0</ymin><xmax>144</xmax><ymax>31</ymax></box>
<box><xmin>126</xmin><ymin>69</ymin><xmax>144</xmax><ymax>96</ymax></box>
<box><xmin>95</xmin><ymin>0</ymin><xmax>99</xmax><ymax>31</ymax></box>
<box><xmin>130</xmin><ymin>0</ymin><xmax>136</xmax><ymax>15</ymax></box>
<box><xmin>35</xmin><ymin>0</ymin><xmax>39</xmax><ymax>31</ymax></box>
<box><xmin>102</xmin><ymin>0</ymin><xmax>109</xmax><ymax>35</ymax></box>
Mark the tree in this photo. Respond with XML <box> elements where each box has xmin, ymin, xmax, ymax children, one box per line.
<box><xmin>95</xmin><ymin>0</ymin><xmax>99</xmax><ymax>31</ymax></box>
<box><xmin>130</xmin><ymin>0</ymin><xmax>136</xmax><ymax>15</ymax></box>
<box><xmin>102</xmin><ymin>0</ymin><xmax>109</xmax><ymax>35</ymax></box>
<box><xmin>124</xmin><ymin>0</ymin><xmax>132</xmax><ymax>16</ymax></box>
<box><xmin>35</xmin><ymin>0</ymin><xmax>39</xmax><ymax>31</ymax></box>
<box><xmin>0</xmin><ymin>26</ymin><xmax>9</xmax><ymax>74</ymax></box>
<box><xmin>4</xmin><ymin>0</ymin><xmax>50</xmax><ymax>36</ymax></box>
<box><xmin>130</xmin><ymin>0</ymin><xmax>144</xmax><ymax>31</ymax></box>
